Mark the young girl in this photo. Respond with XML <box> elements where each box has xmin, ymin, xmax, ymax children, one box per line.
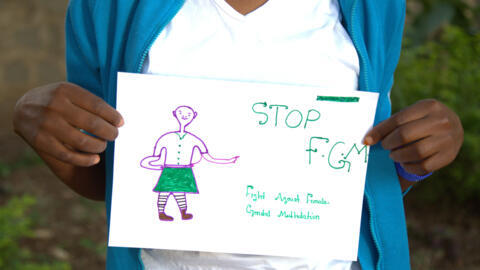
<box><xmin>13</xmin><ymin>0</ymin><xmax>463</xmax><ymax>269</ymax></box>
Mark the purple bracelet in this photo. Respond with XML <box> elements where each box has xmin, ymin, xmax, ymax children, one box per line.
<box><xmin>394</xmin><ymin>162</ymin><xmax>433</xmax><ymax>182</ymax></box>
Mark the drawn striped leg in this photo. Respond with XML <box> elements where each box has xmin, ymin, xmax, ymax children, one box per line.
<box><xmin>173</xmin><ymin>193</ymin><xmax>193</xmax><ymax>220</ymax></box>
<box><xmin>157</xmin><ymin>192</ymin><xmax>173</xmax><ymax>221</ymax></box>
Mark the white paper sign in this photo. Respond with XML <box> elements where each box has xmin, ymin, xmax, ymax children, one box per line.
<box><xmin>109</xmin><ymin>72</ymin><xmax>379</xmax><ymax>261</ymax></box>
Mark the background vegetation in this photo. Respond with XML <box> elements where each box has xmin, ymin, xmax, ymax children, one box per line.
<box><xmin>0</xmin><ymin>0</ymin><xmax>478</xmax><ymax>269</ymax></box>
<box><xmin>393</xmin><ymin>0</ymin><xmax>480</xmax><ymax>205</ymax></box>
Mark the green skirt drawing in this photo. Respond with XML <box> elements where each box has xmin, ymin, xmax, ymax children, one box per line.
<box><xmin>153</xmin><ymin>167</ymin><xmax>199</xmax><ymax>193</ymax></box>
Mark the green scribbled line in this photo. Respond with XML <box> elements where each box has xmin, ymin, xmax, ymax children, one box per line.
<box><xmin>316</xmin><ymin>96</ymin><xmax>360</xmax><ymax>102</ymax></box>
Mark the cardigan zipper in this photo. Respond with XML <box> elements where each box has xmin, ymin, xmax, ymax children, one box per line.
<box><xmin>365</xmin><ymin>188</ymin><xmax>382</xmax><ymax>270</ymax></box>
<box><xmin>348</xmin><ymin>0</ymin><xmax>382</xmax><ymax>269</ymax></box>
<box><xmin>136</xmin><ymin>1</ymin><xmax>187</xmax><ymax>73</ymax></box>
<box><xmin>349</xmin><ymin>0</ymin><xmax>371</xmax><ymax>92</ymax></box>
<box><xmin>132</xmin><ymin>3</ymin><xmax>186</xmax><ymax>269</ymax></box>
<box><xmin>136</xmin><ymin>27</ymin><xmax>168</xmax><ymax>73</ymax></box>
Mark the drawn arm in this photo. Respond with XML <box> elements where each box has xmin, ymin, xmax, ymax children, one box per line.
<box><xmin>190</xmin><ymin>134</ymin><xmax>239</xmax><ymax>165</ymax></box>
<box><xmin>140</xmin><ymin>135</ymin><xmax>168</xmax><ymax>170</ymax></box>
<box><xmin>202</xmin><ymin>153</ymin><xmax>239</xmax><ymax>164</ymax></box>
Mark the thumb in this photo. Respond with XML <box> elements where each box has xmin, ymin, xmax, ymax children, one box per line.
<box><xmin>363</xmin><ymin>118</ymin><xmax>398</xmax><ymax>146</ymax></box>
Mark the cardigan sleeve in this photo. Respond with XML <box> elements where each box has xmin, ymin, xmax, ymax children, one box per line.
<box><xmin>65</xmin><ymin>0</ymin><xmax>103</xmax><ymax>99</ymax></box>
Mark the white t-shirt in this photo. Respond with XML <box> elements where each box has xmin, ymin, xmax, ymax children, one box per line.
<box><xmin>143</xmin><ymin>0</ymin><xmax>359</xmax><ymax>89</ymax></box>
<box><xmin>141</xmin><ymin>0</ymin><xmax>361</xmax><ymax>269</ymax></box>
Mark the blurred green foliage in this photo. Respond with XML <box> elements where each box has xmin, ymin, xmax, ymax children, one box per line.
<box><xmin>393</xmin><ymin>1</ymin><xmax>480</xmax><ymax>203</ymax></box>
<box><xmin>0</xmin><ymin>150</ymin><xmax>43</xmax><ymax>179</ymax></box>
<box><xmin>79</xmin><ymin>238</ymin><xmax>107</xmax><ymax>257</ymax></box>
<box><xmin>407</xmin><ymin>0</ymin><xmax>479</xmax><ymax>42</ymax></box>
<box><xmin>0</xmin><ymin>196</ymin><xmax>71</xmax><ymax>270</ymax></box>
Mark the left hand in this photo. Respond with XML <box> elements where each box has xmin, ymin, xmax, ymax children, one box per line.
<box><xmin>363</xmin><ymin>99</ymin><xmax>463</xmax><ymax>175</ymax></box>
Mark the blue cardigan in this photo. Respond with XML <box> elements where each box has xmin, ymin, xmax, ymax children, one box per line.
<box><xmin>65</xmin><ymin>0</ymin><xmax>409</xmax><ymax>269</ymax></box>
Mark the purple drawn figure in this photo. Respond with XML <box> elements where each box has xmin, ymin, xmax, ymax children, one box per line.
<box><xmin>140</xmin><ymin>105</ymin><xmax>239</xmax><ymax>221</ymax></box>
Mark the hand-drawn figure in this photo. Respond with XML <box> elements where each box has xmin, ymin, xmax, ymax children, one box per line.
<box><xmin>140</xmin><ymin>105</ymin><xmax>239</xmax><ymax>221</ymax></box>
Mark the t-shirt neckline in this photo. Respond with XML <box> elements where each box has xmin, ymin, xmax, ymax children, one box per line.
<box><xmin>211</xmin><ymin>0</ymin><xmax>272</xmax><ymax>21</ymax></box>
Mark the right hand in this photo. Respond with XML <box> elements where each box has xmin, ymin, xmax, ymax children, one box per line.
<box><xmin>13</xmin><ymin>82</ymin><xmax>124</xmax><ymax>167</ymax></box>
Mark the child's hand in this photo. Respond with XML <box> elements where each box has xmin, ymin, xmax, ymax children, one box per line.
<box><xmin>13</xmin><ymin>82</ymin><xmax>124</xmax><ymax>167</ymax></box>
<box><xmin>363</xmin><ymin>99</ymin><xmax>463</xmax><ymax>175</ymax></box>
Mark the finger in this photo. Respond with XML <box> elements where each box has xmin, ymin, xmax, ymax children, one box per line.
<box><xmin>34</xmin><ymin>132</ymin><xmax>100</xmax><ymax>167</ymax></box>
<box><xmin>60</xmin><ymin>102</ymin><xmax>119</xmax><ymax>141</ymax></box>
<box><xmin>401</xmin><ymin>151</ymin><xmax>451</xmax><ymax>176</ymax></box>
<box><xmin>64</xmin><ymin>85</ymin><xmax>124</xmax><ymax>127</ymax></box>
<box><xmin>381</xmin><ymin>115</ymin><xmax>448</xmax><ymax>150</ymax></box>
<box><xmin>389</xmin><ymin>135</ymin><xmax>448</xmax><ymax>163</ymax></box>
<box><xmin>42</xmin><ymin>112</ymin><xmax>107</xmax><ymax>153</ymax></box>
<box><xmin>364</xmin><ymin>102</ymin><xmax>432</xmax><ymax>145</ymax></box>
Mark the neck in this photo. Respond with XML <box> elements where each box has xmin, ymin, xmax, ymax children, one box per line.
<box><xmin>225</xmin><ymin>0</ymin><xmax>268</xmax><ymax>15</ymax></box>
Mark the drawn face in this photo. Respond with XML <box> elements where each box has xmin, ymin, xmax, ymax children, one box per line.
<box><xmin>174</xmin><ymin>106</ymin><xmax>196</xmax><ymax>126</ymax></box>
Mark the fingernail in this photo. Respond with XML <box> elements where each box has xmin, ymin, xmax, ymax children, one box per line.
<box><xmin>118</xmin><ymin>118</ymin><xmax>124</xmax><ymax>127</ymax></box>
<box><xmin>363</xmin><ymin>136</ymin><xmax>373</xmax><ymax>145</ymax></box>
<box><xmin>93</xmin><ymin>155</ymin><xmax>101</xmax><ymax>164</ymax></box>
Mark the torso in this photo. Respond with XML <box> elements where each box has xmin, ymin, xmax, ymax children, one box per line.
<box><xmin>141</xmin><ymin>0</ymin><xmax>361</xmax><ymax>269</ymax></box>
<box><xmin>156</xmin><ymin>132</ymin><xmax>207</xmax><ymax>166</ymax></box>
